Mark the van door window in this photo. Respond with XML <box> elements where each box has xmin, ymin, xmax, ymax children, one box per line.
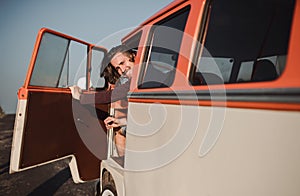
<box><xmin>139</xmin><ymin>6</ymin><xmax>190</xmax><ymax>88</ymax></box>
<box><xmin>190</xmin><ymin>0</ymin><xmax>295</xmax><ymax>85</ymax></box>
<box><xmin>90</xmin><ymin>47</ymin><xmax>106</xmax><ymax>89</ymax></box>
<box><xmin>29</xmin><ymin>32</ymin><xmax>95</xmax><ymax>89</ymax></box>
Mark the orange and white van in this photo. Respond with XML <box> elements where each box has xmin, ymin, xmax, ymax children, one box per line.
<box><xmin>10</xmin><ymin>0</ymin><xmax>300</xmax><ymax>195</ymax></box>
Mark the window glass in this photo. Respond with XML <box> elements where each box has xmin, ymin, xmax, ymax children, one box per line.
<box><xmin>64</xmin><ymin>41</ymin><xmax>88</xmax><ymax>89</ymax></box>
<box><xmin>196</xmin><ymin>57</ymin><xmax>234</xmax><ymax>84</ymax></box>
<box><xmin>90</xmin><ymin>47</ymin><xmax>105</xmax><ymax>89</ymax></box>
<box><xmin>29</xmin><ymin>32</ymin><xmax>92</xmax><ymax>89</ymax></box>
<box><xmin>30</xmin><ymin>33</ymin><xmax>70</xmax><ymax>87</ymax></box>
<box><xmin>237</xmin><ymin>56</ymin><xmax>284</xmax><ymax>82</ymax></box>
<box><xmin>190</xmin><ymin>0</ymin><xmax>295</xmax><ymax>85</ymax></box>
<box><xmin>124</xmin><ymin>31</ymin><xmax>142</xmax><ymax>52</ymax></box>
<box><xmin>139</xmin><ymin>6</ymin><xmax>190</xmax><ymax>88</ymax></box>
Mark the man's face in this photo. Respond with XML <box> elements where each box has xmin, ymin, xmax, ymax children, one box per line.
<box><xmin>110</xmin><ymin>52</ymin><xmax>134</xmax><ymax>76</ymax></box>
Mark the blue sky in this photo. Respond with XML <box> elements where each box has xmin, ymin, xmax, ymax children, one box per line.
<box><xmin>0</xmin><ymin>0</ymin><xmax>173</xmax><ymax>114</ymax></box>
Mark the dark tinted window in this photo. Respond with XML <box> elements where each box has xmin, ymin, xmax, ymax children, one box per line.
<box><xmin>190</xmin><ymin>0</ymin><xmax>295</xmax><ymax>85</ymax></box>
<box><xmin>139</xmin><ymin>6</ymin><xmax>190</xmax><ymax>88</ymax></box>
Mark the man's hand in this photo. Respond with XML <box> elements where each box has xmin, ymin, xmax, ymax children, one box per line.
<box><xmin>104</xmin><ymin>116</ymin><xmax>127</xmax><ymax>129</ymax></box>
<box><xmin>69</xmin><ymin>85</ymin><xmax>82</xmax><ymax>100</ymax></box>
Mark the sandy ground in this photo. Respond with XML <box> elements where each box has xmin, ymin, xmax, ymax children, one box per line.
<box><xmin>0</xmin><ymin>114</ymin><xmax>97</xmax><ymax>196</ymax></box>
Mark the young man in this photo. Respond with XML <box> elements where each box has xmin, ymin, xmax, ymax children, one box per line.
<box><xmin>103</xmin><ymin>45</ymin><xmax>135</xmax><ymax>156</ymax></box>
<box><xmin>70</xmin><ymin>44</ymin><xmax>135</xmax><ymax>156</ymax></box>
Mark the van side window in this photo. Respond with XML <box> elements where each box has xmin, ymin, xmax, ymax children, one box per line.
<box><xmin>29</xmin><ymin>32</ymin><xmax>106</xmax><ymax>90</ymax></box>
<box><xmin>139</xmin><ymin>6</ymin><xmax>190</xmax><ymax>88</ymax></box>
<box><xmin>124</xmin><ymin>31</ymin><xmax>142</xmax><ymax>53</ymax></box>
<box><xmin>190</xmin><ymin>0</ymin><xmax>295</xmax><ymax>85</ymax></box>
<box><xmin>90</xmin><ymin>47</ymin><xmax>106</xmax><ymax>89</ymax></box>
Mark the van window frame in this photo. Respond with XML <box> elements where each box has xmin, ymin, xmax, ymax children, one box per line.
<box><xmin>138</xmin><ymin>5</ymin><xmax>191</xmax><ymax>89</ymax></box>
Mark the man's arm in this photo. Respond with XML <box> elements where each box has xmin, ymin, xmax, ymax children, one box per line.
<box><xmin>80</xmin><ymin>90</ymin><xmax>112</xmax><ymax>104</ymax></box>
<box><xmin>111</xmin><ymin>80</ymin><xmax>130</xmax><ymax>102</ymax></box>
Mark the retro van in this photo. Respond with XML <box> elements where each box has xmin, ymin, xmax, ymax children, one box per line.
<box><xmin>10</xmin><ymin>0</ymin><xmax>300</xmax><ymax>195</ymax></box>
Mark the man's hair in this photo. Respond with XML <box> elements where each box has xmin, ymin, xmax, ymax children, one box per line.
<box><xmin>101</xmin><ymin>65</ymin><xmax>120</xmax><ymax>84</ymax></box>
<box><xmin>100</xmin><ymin>45</ymin><xmax>135</xmax><ymax>84</ymax></box>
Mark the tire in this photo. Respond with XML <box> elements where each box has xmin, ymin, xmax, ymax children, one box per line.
<box><xmin>101</xmin><ymin>184</ymin><xmax>117</xmax><ymax>196</ymax></box>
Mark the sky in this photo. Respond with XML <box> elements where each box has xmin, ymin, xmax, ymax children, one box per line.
<box><xmin>0</xmin><ymin>0</ymin><xmax>174</xmax><ymax>114</ymax></box>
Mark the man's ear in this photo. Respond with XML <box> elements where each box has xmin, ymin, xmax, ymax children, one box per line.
<box><xmin>130</xmin><ymin>53</ymin><xmax>136</xmax><ymax>62</ymax></box>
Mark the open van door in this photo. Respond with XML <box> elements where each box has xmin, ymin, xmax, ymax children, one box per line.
<box><xmin>10</xmin><ymin>28</ymin><xmax>108</xmax><ymax>182</ymax></box>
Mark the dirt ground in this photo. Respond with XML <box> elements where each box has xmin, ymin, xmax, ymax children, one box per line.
<box><xmin>0</xmin><ymin>114</ymin><xmax>97</xmax><ymax>196</ymax></box>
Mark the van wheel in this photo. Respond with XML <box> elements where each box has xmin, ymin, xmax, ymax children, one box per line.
<box><xmin>101</xmin><ymin>171</ymin><xmax>117</xmax><ymax>196</ymax></box>
<box><xmin>101</xmin><ymin>185</ymin><xmax>117</xmax><ymax>196</ymax></box>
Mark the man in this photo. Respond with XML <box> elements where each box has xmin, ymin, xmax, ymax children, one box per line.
<box><xmin>70</xmin><ymin>44</ymin><xmax>135</xmax><ymax>156</ymax></box>
<box><xmin>102</xmin><ymin>45</ymin><xmax>135</xmax><ymax>156</ymax></box>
